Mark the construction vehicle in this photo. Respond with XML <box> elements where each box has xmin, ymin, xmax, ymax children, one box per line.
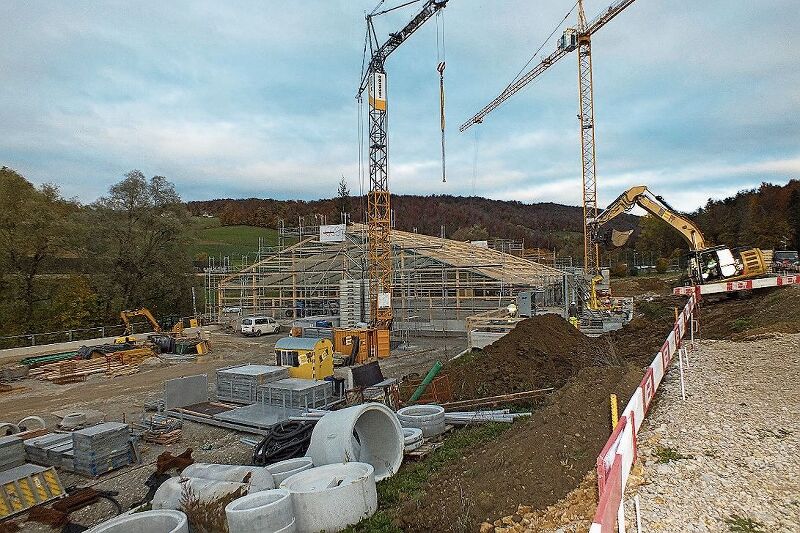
<box><xmin>588</xmin><ymin>186</ymin><xmax>768</xmax><ymax>286</ymax></box>
<box><xmin>119</xmin><ymin>308</ymin><xmax>184</xmax><ymax>338</ymax></box>
<box><xmin>274</xmin><ymin>337</ymin><xmax>335</xmax><ymax>380</ymax></box>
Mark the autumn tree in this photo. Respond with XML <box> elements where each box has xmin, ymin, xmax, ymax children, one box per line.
<box><xmin>0</xmin><ymin>167</ymin><xmax>79</xmax><ymax>332</ymax></box>
<box><xmin>88</xmin><ymin>171</ymin><xmax>192</xmax><ymax>317</ymax></box>
<box><xmin>336</xmin><ymin>177</ymin><xmax>351</xmax><ymax>222</ymax></box>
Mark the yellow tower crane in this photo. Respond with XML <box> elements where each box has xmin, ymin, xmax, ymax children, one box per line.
<box><xmin>459</xmin><ymin>0</ymin><xmax>637</xmax><ymax>280</ymax></box>
<box><xmin>356</xmin><ymin>0</ymin><xmax>448</xmax><ymax>329</ymax></box>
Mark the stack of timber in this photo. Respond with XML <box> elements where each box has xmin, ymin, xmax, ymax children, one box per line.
<box><xmin>27</xmin><ymin>348</ymin><xmax>153</xmax><ymax>384</ymax></box>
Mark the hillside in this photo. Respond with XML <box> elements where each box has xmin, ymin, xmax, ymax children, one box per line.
<box><xmin>188</xmin><ymin>194</ymin><xmax>640</xmax><ymax>254</ymax></box>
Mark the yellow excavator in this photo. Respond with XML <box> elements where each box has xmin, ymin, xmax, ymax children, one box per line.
<box><xmin>589</xmin><ymin>185</ymin><xmax>767</xmax><ymax>286</ymax></box>
<box><xmin>117</xmin><ymin>308</ymin><xmax>184</xmax><ymax>343</ymax></box>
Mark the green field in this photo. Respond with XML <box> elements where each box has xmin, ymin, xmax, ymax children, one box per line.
<box><xmin>187</xmin><ymin>217</ymin><xmax>279</xmax><ymax>264</ymax></box>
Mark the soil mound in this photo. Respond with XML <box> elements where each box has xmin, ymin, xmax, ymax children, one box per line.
<box><xmin>700</xmin><ymin>286</ymin><xmax>800</xmax><ymax>340</ymax></box>
<box><xmin>447</xmin><ymin>301</ymin><xmax>684</xmax><ymax>401</ymax></box>
<box><xmin>401</xmin><ymin>365</ymin><xmax>644</xmax><ymax>532</ymax></box>
<box><xmin>447</xmin><ymin>314</ymin><xmax>605</xmax><ymax>400</ymax></box>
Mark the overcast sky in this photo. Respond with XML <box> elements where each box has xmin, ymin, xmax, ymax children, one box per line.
<box><xmin>2</xmin><ymin>0</ymin><xmax>798</xmax><ymax>210</ymax></box>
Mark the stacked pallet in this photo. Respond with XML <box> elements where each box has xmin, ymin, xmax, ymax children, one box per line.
<box><xmin>216</xmin><ymin>365</ymin><xmax>289</xmax><ymax>404</ymax></box>
<box><xmin>72</xmin><ymin>423</ymin><xmax>133</xmax><ymax>477</ymax></box>
<box><xmin>27</xmin><ymin>349</ymin><xmax>149</xmax><ymax>384</ymax></box>
<box><xmin>0</xmin><ymin>436</ymin><xmax>25</xmax><ymax>472</ymax></box>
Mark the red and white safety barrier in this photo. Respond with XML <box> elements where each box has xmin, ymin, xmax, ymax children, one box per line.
<box><xmin>590</xmin><ymin>293</ymin><xmax>698</xmax><ymax>533</ymax></box>
<box><xmin>673</xmin><ymin>274</ymin><xmax>799</xmax><ymax>296</ymax></box>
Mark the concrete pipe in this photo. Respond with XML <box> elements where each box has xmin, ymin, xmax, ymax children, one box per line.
<box><xmin>225</xmin><ymin>488</ymin><xmax>295</xmax><ymax>533</ymax></box>
<box><xmin>151</xmin><ymin>477</ymin><xmax>248</xmax><ymax>510</ymax></box>
<box><xmin>402</xmin><ymin>427</ymin><xmax>423</xmax><ymax>445</ymax></box>
<box><xmin>305</xmin><ymin>403</ymin><xmax>403</xmax><ymax>481</ymax></box>
<box><xmin>18</xmin><ymin>416</ymin><xmax>46</xmax><ymax>431</ymax></box>
<box><xmin>280</xmin><ymin>462</ymin><xmax>377</xmax><ymax>533</ymax></box>
<box><xmin>397</xmin><ymin>405</ymin><xmax>446</xmax><ymax>437</ymax></box>
<box><xmin>88</xmin><ymin>510</ymin><xmax>188</xmax><ymax>533</ymax></box>
<box><xmin>265</xmin><ymin>457</ymin><xmax>314</xmax><ymax>486</ymax></box>
<box><xmin>0</xmin><ymin>423</ymin><xmax>19</xmax><ymax>435</ymax></box>
<box><xmin>182</xmin><ymin>463</ymin><xmax>274</xmax><ymax>491</ymax></box>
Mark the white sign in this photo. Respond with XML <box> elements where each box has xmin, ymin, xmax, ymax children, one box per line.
<box><xmin>377</xmin><ymin>292</ymin><xmax>391</xmax><ymax>309</ymax></box>
<box><xmin>470</xmin><ymin>240</ymin><xmax>489</xmax><ymax>248</ymax></box>
<box><xmin>369</xmin><ymin>72</ymin><xmax>387</xmax><ymax>111</ymax></box>
<box><xmin>319</xmin><ymin>224</ymin><xmax>346</xmax><ymax>243</ymax></box>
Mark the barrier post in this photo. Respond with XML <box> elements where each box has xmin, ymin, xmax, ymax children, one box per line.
<box><xmin>634</xmin><ymin>495</ymin><xmax>642</xmax><ymax>533</ymax></box>
<box><xmin>610</xmin><ymin>394</ymin><xmax>619</xmax><ymax>429</ymax></box>
<box><xmin>678</xmin><ymin>348</ymin><xmax>687</xmax><ymax>401</ymax></box>
<box><xmin>617</xmin><ymin>500</ymin><xmax>626</xmax><ymax>533</ymax></box>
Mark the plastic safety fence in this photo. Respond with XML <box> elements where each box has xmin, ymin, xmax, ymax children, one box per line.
<box><xmin>590</xmin><ymin>293</ymin><xmax>697</xmax><ymax>533</ymax></box>
<box><xmin>673</xmin><ymin>274</ymin><xmax>799</xmax><ymax>296</ymax></box>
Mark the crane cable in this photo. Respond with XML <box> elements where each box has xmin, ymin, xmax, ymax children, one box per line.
<box><xmin>436</xmin><ymin>10</ymin><xmax>446</xmax><ymax>183</ymax></box>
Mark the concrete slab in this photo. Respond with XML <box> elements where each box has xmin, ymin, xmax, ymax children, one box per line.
<box><xmin>164</xmin><ymin>374</ymin><xmax>208</xmax><ymax>410</ymax></box>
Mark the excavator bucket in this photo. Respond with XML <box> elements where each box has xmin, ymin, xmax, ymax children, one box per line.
<box><xmin>611</xmin><ymin>229</ymin><xmax>634</xmax><ymax>247</ymax></box>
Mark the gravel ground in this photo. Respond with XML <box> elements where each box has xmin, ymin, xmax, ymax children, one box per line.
<box><xmin>624</xmin><ymin>333</ymin><xmax>800</xmax><ymax>532</ymax></box>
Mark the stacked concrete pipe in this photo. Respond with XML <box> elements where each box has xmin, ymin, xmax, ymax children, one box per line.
<box><xmin>225</xmin><ymin>488</ymin><xmax>295</xmax><ymax>533</ymax></box>
<box><xmin>279</xmin><ymin>462</ymin><xmax>377</xmax><ymax>532</ymax></box>
<box><xmin>397</xmin><ymin>405</ymin><xmax>446</xmax><ymax>437</ymax></box>
<box><xmin>87</xmin><ymin>510</ymin><xmax>188</xmax><ymax>533</ymax></box>
<box><xmin>305</xmin><ymin>403</ymin><xmax>403</xmax><ymax>481</ymax></box>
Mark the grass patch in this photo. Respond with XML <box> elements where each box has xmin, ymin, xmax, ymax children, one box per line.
<box><xmin>730</xmin><ymin>317</ymin><xmax>754</xmax><ymax>333</ymax></box>
<box><xmin>724</xmin><ymin>514</ymin><xmax>766</xmax><ymax>532</ymax></box>
<box><xmin>637</xmin><ymin>300</ymin><xmax>675</xmax><ymax>321</ymax></box>
<box><xmin>653</xmin><ymin>446</ymin><xmax>693</xmax><ymax>463</ymax></box>
<box><xmin>186</xmin><ymin>217</ymin><xmax>279</xmax><ymax>264</ymax></box>
<box><xmin>343</xmin><ymin>422</ymin><xmax>512</xmax><ymax>532</ymax></box>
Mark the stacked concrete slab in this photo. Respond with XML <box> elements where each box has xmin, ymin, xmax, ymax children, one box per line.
<box><xmin>0</xmin><ymin>436</ymin><xmax>25</xmax><ymax>472</ymax></box>
<box><xmin>24</xmin><ymin>433</ymin><xmax>72</xmax><ymax>467</ymax></box>
<box><xmin>216</xmin><ymin>365</ymin><xmax>289</xmax><ymax>404</ymax></box>
<box><xmin>72</xmin><ymin>422</ymin><xmax>133</xmax><ymax>476</ymax></box>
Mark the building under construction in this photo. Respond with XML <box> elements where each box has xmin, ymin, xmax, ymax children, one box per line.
<box><xmin>205</xmin><ymin>224</ymin><xmax>573</xmax><ymax>333</ymax></box>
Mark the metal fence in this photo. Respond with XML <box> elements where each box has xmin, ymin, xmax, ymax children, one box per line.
<box><xmin>0</xmin><ymin>320</ymin><xmax>162</xmax><ymax>351</ymax></box>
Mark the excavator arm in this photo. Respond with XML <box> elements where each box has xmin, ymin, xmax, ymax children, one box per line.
<box><xmin>120</xmin><ymin>308</ymin><xmax>162</xmax><ymax>335</ymax></box>
<box><xmin>589</xmin><ymin>185</ymin><xmax>707</xmax><ymax>250</ymax></box>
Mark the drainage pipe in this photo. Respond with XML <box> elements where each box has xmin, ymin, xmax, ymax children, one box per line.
<box><xmin>408</xmin><ymin>360</ymin><xmax>443</xmax><ymax>402</ymax></box>
<box><xmin>225</xmin><ymin>488</ymin><xmax>295</xmax><ymax>533</ymax></box>
<box><xmin>305</xmin><ymin>403</ymin><xmax>403</xmax><ymax>481</ymax></box>
<box><xmin>87</xmin><ymin>510</ymin><xmax>188</xmax><ymax>533</ymax></box>
<box><xmin>280</xmin><ymin>462</ymin><xmax>377</xmax><ymax>533</ymax></box>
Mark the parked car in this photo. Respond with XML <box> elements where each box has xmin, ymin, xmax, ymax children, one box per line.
<box><xmin>241</xmin><ymin>316</ymin><xmax>280</xmax><ymax>336</ymax></box>
<box><xmin>772</xmin><ymin>250</ymin><xmax>800</xmax><ymax>273</ymax></box>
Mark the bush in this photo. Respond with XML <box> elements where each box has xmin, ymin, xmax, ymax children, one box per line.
<box><xmin>655</xmin><ymin>257</ymin><xmax>670</xmax><ymax>273</ymax></box>
<box><xmin>611</xmin><ymin>262</ymin><xmax>628</xmax><ymax>277</ymax></box>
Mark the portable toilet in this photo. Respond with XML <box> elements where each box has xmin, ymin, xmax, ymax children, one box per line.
<box><xmin>274</xmin><ymin>337</ymin><xmax>334</xmax><ymax>380</ymax></box>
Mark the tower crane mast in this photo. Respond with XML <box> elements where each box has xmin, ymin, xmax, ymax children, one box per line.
<box><xmin>357</xmin><ymin>0</ymin><xmax>448</xmax><ymax>329</ymax></box>
<box><xmin>459</xmin><ymin>0</ymin><xmax>636</xmax><ymax>279</ymax></box>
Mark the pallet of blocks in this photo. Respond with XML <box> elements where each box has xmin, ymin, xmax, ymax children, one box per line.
<box><xmin>71</xmin><ymin>423</ymin><xmax>134</xmax><ymax>477</ymax></box>
<box><xmin>0</xmin><ymin>436</ymin><xmax>25</xmax><ymax>471</ymax></box>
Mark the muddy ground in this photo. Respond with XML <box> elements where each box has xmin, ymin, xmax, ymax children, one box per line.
<box><xmin>0</xmin><ymin>330</ymin><xmax>457</xmax><ymax>531</ymax></box>
<box><xmin>0</xmin><ymin>284</ymin><xmax>796</xmax><ymax>531</ymax></box>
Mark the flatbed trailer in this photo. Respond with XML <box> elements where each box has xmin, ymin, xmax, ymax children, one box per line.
<box><xmin>673</xmin><ymin>274</ymin><xmax>799</xmax><ymax>296</ymax></box>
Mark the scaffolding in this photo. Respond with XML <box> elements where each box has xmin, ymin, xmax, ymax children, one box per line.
<box><xmin>205</xmin><ymin>224</ymin><xmax>571</xmax><ymax>333</ymax></box>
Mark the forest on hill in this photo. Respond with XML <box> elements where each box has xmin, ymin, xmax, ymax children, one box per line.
<box><xmin>188</xmin><ymin>191</ymin><xmax>640</xmax><ymax>257</ymax></box>
<box><xmin>2</xmin><ymin>163</ymin><xmax>798</xmax><ymax>340</ymax></box>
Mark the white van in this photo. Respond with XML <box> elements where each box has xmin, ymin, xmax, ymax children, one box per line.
<box><xmin>240</xmin><ymin>316</ymin><xmax>280</xmax><ymax>336</ymax></box>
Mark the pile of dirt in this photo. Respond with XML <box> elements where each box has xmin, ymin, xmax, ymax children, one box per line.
<box><xmin>447</xmin><ymin>299</ymin><xmax>685</xmax><ymax>401</ymax></box>
<box><xmin>399</xmin><ymin>365</ymin><xmax>644</xmax><ymax>532</ymax></box>
<box><xmin>699</xmin><ymin>286</ymin><xmax>800</xmax><ymax>340</ymax></box>
<box><xmin>446</xmin><ymin>314</ymin><xmax>605</xmax><ymax>400</ymax></box>
<box><xmin>611</xmin><ymin>275</ymin><xmax>678</xmax><ymax>297</ymax></box>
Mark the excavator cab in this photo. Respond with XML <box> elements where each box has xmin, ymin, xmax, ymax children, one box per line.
<box><xmin>688</xmin><ymin>246</ymin><xmax>766</xmax><ymax>285</ymax></box>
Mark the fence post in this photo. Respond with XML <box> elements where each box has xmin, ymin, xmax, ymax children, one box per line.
<box><xmin>101</xmin><ymin>327</ymin><xmax>105</xmax><ymax>338</ymax></box>
<box><xmin>68</xmin><ymin>330</ymin><xmax>73</xmax><ymax>342</ymax></box>
<box><xmin>30</xmin><ymin>334</ymin><xmax>35</xmax><ymax>346</ymax></box>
